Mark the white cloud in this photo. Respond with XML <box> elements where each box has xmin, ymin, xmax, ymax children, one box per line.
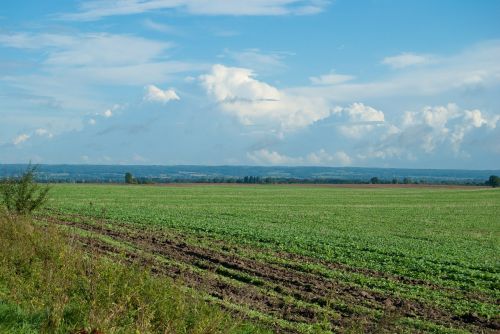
<box><xmin>403</xmin><ymin>103</ymin><xmax>459</xmax><ymax>129</ymax></box>
<box><xmin>0</xmin><ymin>33</ymin><xmax>170</xmax><ymax>66</ymax></box>
<box><xmin>247</xmin><ymin>148</ymin><xmax>353</xmax><ymax>166</ymax></box>
<box><xmin>394</xmin><ymin>104</ymin><xmax>499</xmax><ymax>154</ymax></box>
<box><xmin>13</xmin><ymin>134</ymin><xmax>30</xmax><ymax>145</ymax></box>
<box><xmin>291</xmin><ymin>41</ymin><xmax>500</xmax><ymax>102</ymax></box>
<box><xmin>103</xmin><ymin>109</ymin><xmax>113</xmax><ymax>118</ymax></box>
<box><xmin>88</xmin><ymin>118</ymin><xmax>96</xmax><ymax>125</ymax></box>
<box><xmin>200</xmin><ymin>64</ymin><xmax>331</xmax><ymax>132</ymax></box>
<box><xmin>0</xmin><ymin>30</ymin><xmax>200</xmax><ymax>148</ymax></box>
<box><xmin>143</xmin><ymin>19</ymin><xmax>177</xmax><ymax>34</ymax></box>
<box><xmin>98</xmin><ymin>104</ymin><xmax>123</xmax><ymax>118</ymax></box>
<box><xmin>340</xmin><ymin>103</ymin><xmax>385</xmax><ymax>122</ymax></box>
<box><xmin>306</xmin><ymin>149</ymin><xmax>352</xmax><ymax>166</ymax></box>
<box><xmin>34</xmin><ymin>128</ymin><xmax>53</xmax><ymax>138</ymax></box>
<box><xmin>200</xmin><ymin>66</ymin><xmax>390</xmax><ymax>136</ymax></box>
<box><xmin>311</xmin><ymin>103</ymin><xmax>500</xmax><ymax>163</ymax></box>
<box><xmin>326</xmin><ymin>103</ymin><xmax>386</xmax><ymax>139</ymax></box>
<box><xmin>144</xmin><ymin>85</ymin><xmax>180</xmax><ymax>103</ymax></box>
<box><xmin>382</xmin><ymin>52</ymin><xmax>433</xmax><ymax>69</ymax></box>
<box><xmin>0</xmin><ymin>33</ymin><xmax>74</xmax><ymax>49</ymax></box>
<box><xmin>60</xmin><ymin>0</ymin><xmax>330</xmax><ymax>21</ymax></box>
<box><xmin>247</xmin><ymin>149</ymin><xmax>299</xmax><ymax>165</ymax></box>
<box><xmin>310</xmin><ymin>72</ymin><xmax>355</xmax><ymax>85</ymax></box>
<box><xmin>356</xmin><ymin>147</ymin><xmax>409</xmax><ymax>161</ymax></box>
<box><xmin>10</xmin><ymin>128</ymin><xmax>54</xmax><ymax>146</ymax></box>
<box><xmin>0</xmin><ymin>32</ymin><xmax>202</xmax><ymax>87</ymax></box>
<box><xmin>48</xmin><ymin>34</ymin><xmax>170</xmax><ymax>67</ymax></box>
<box><xmin>464</xmin><ymin>109</ymin><xmax>499</xmax><ymax>129</ymax></box>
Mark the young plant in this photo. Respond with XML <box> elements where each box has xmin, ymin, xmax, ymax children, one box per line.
<box><xmin>0</xmin><ymin>164</ymin><xmax>50</xmax><ymax>215</ymax></box>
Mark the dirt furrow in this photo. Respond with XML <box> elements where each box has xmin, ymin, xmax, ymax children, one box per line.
<box><xmin>42</xmin><ymin>210</ymin><xmax>498</xmax><ymax>304</ymax></box>
<box><xmin>43</xmin><ymin>216</ymin><xmax>500</xmax><ymax>332</ymax></box>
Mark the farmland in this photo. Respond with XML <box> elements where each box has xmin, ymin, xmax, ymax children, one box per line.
<box><xmin>38</xmin><ymin>184</ymin><xmax>499</xmax><ymax>333</ymax></box>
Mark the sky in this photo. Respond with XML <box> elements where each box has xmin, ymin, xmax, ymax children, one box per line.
<box><xmin>1</xmin><ymin>0</ymin><xmax>499</xmax><ymax>169</ymax></box>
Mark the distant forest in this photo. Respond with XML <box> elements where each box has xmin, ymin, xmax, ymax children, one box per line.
<box><xmin>1</xmin><ymin>164</ymin><xmax>498</xmax><ymax>186</ymax></box>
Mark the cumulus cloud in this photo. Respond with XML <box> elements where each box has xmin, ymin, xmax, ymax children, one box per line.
<box><xmin>307</xmin><ymin>103</ymin><xmax>499</xmax><ymax>164</ymax></box>
<box><xmin>339</xmin><ymin>103</ymin><xmax>385</xmax><ymax>122</ymax></box>
<box><xmin>464</xmin><ymin>109</ymin><xmax>499</xmax><ymax>129</ymax></box>
<box><xmin>306</xmin><ymin>149</ymin><xmax>352</xmax><ymax>165</ymax></box>
<box><xmin>60</xmin><ymin>0</ymin><xmax>330</xmax><ymax>21</ymax></box>
<box><xmin>144</xmin><ymin>85</ymin><xmax>180</xmax><ymax>103</ymax></box>
<box><xmin>320</xmin><ymin>103</ymin><xmax>386</xmax><ymax>139</ymax></box>
<box><xmin>200</xmin><ymin>64</ymin><xmax>331</xmax><ymax>132</ymax></box>
<box><xmin>200</xmin><ymin>65</ymin><xmax>391</xmax><ymax>138</ymax></box>
<box><xmin>335</xmin><ymin>103</ymin><xmax>385</xmax><ymax>138</ymax></box>
<box><xmin>247</xmin><ymin>149</ymin><xmax>299</xmax><ymax>165</ymax></box>
<box><xmin>247</xmin><ymin>148</ymin><xmax>352</xmax><ymax>166</ymax></box>
<box><xmin>382</xmin><ymin>52</ymin><xmax>433</xmax><ymax>69</ymax></box>
<box><xmin>388</xmin><ymin>104</ymin><xmax>499</xmax><ymax>154</ymax></box>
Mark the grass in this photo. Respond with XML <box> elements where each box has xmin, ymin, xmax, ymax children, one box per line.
<box><xmin>36</xmin><ymin>184</ymin><xmax>500</xmax><ymax>333</ymax></box>
<box><xmin>0</xmin><ymin>212</ymin><xmax>269</xmax><ymax>334</ymax></box>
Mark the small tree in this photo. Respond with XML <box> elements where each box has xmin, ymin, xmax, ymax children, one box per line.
<box><xmin>0</xmin><ymin>164</ymin><xmax>51</xmax><ymax>215</ymax></box>
<box><xmin>403</xmin><ymin>177</ymin><xmax>412</xmax><ymax>184</ymax></box>
<box><xmin>487</xmin><ymin>175</ymin><xmax>500</xmax><ymax>188</ymax></box>
<box><xmin>370</xmin><ymin>177</ymin><xmax>380</xmax><ymax>184</ymax></box>
<box><xmin>125</xmin><ymin>172</ymin><xmax>136</xmax><ymax>184</ymax></box>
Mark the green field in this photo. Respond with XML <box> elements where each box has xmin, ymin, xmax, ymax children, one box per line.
<box><xmin>39</xmin><ymin>184</ymin><xmax>500</xmax><ymax>333</ymax></box>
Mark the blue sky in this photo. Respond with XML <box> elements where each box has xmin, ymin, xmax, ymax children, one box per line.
<box><xmin>1</xmin><ymin>0</ymin><xmax>499</xmax><ymax>168</ymax></box>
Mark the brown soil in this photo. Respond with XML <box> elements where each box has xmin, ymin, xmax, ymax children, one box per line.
<box><xmin>42</xmin><ymin>216</ymin><xmax>500</xmax><ymax>333</ymax></box>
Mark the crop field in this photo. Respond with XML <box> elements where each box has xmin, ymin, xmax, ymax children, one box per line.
<box><xmin>37</xmin><ymin>184</ymin><xmax>499</xmax><ymax>333</ymax></box>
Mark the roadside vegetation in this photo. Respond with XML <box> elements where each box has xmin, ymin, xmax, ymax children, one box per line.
<box><xmin>0</xmin><ymin>167</ymin><xmax>268</xmax><ymax>334</ymax></box>
<box><xmin>0</xmin><ymin>214</ymin><xmax>266</xmax><ymax>334</ymax></box>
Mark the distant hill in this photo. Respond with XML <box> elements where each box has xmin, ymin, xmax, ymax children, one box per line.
<box><xmin>0</xmin><ymin>164</ymin><xmax>498</xmax><ymax>184</ymax></box>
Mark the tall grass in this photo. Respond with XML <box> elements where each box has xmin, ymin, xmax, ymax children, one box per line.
<box><xmin>0</xmin><ymin>214</ymin><xmax>268</xmax><ymax>334</ymax></box>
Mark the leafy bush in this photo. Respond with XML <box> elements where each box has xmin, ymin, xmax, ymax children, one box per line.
<box><xmin>0</xmin><ymin>164</ymin><xmax>50</xmax><ymax>214</ymax></box>
<box><xmin>487</xmin><ymin>175</ymin><xmax>500</xmax><ymax>188</ymax></box>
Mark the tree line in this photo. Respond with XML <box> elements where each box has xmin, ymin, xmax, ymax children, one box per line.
<box><xmin>123</xmin><ymin>172</ymin><xmax>500</xmax><ymax>187</ymax></box>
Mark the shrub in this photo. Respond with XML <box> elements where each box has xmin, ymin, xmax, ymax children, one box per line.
<box><xmin>0</xmin><ymin>164</ymin><xmax>50</xmax><ymax>214</ymax></box>
<box><xmin>487</xmin><ymin>175</ymin><xmax>500</xmax><ymax>188</ymax></box>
